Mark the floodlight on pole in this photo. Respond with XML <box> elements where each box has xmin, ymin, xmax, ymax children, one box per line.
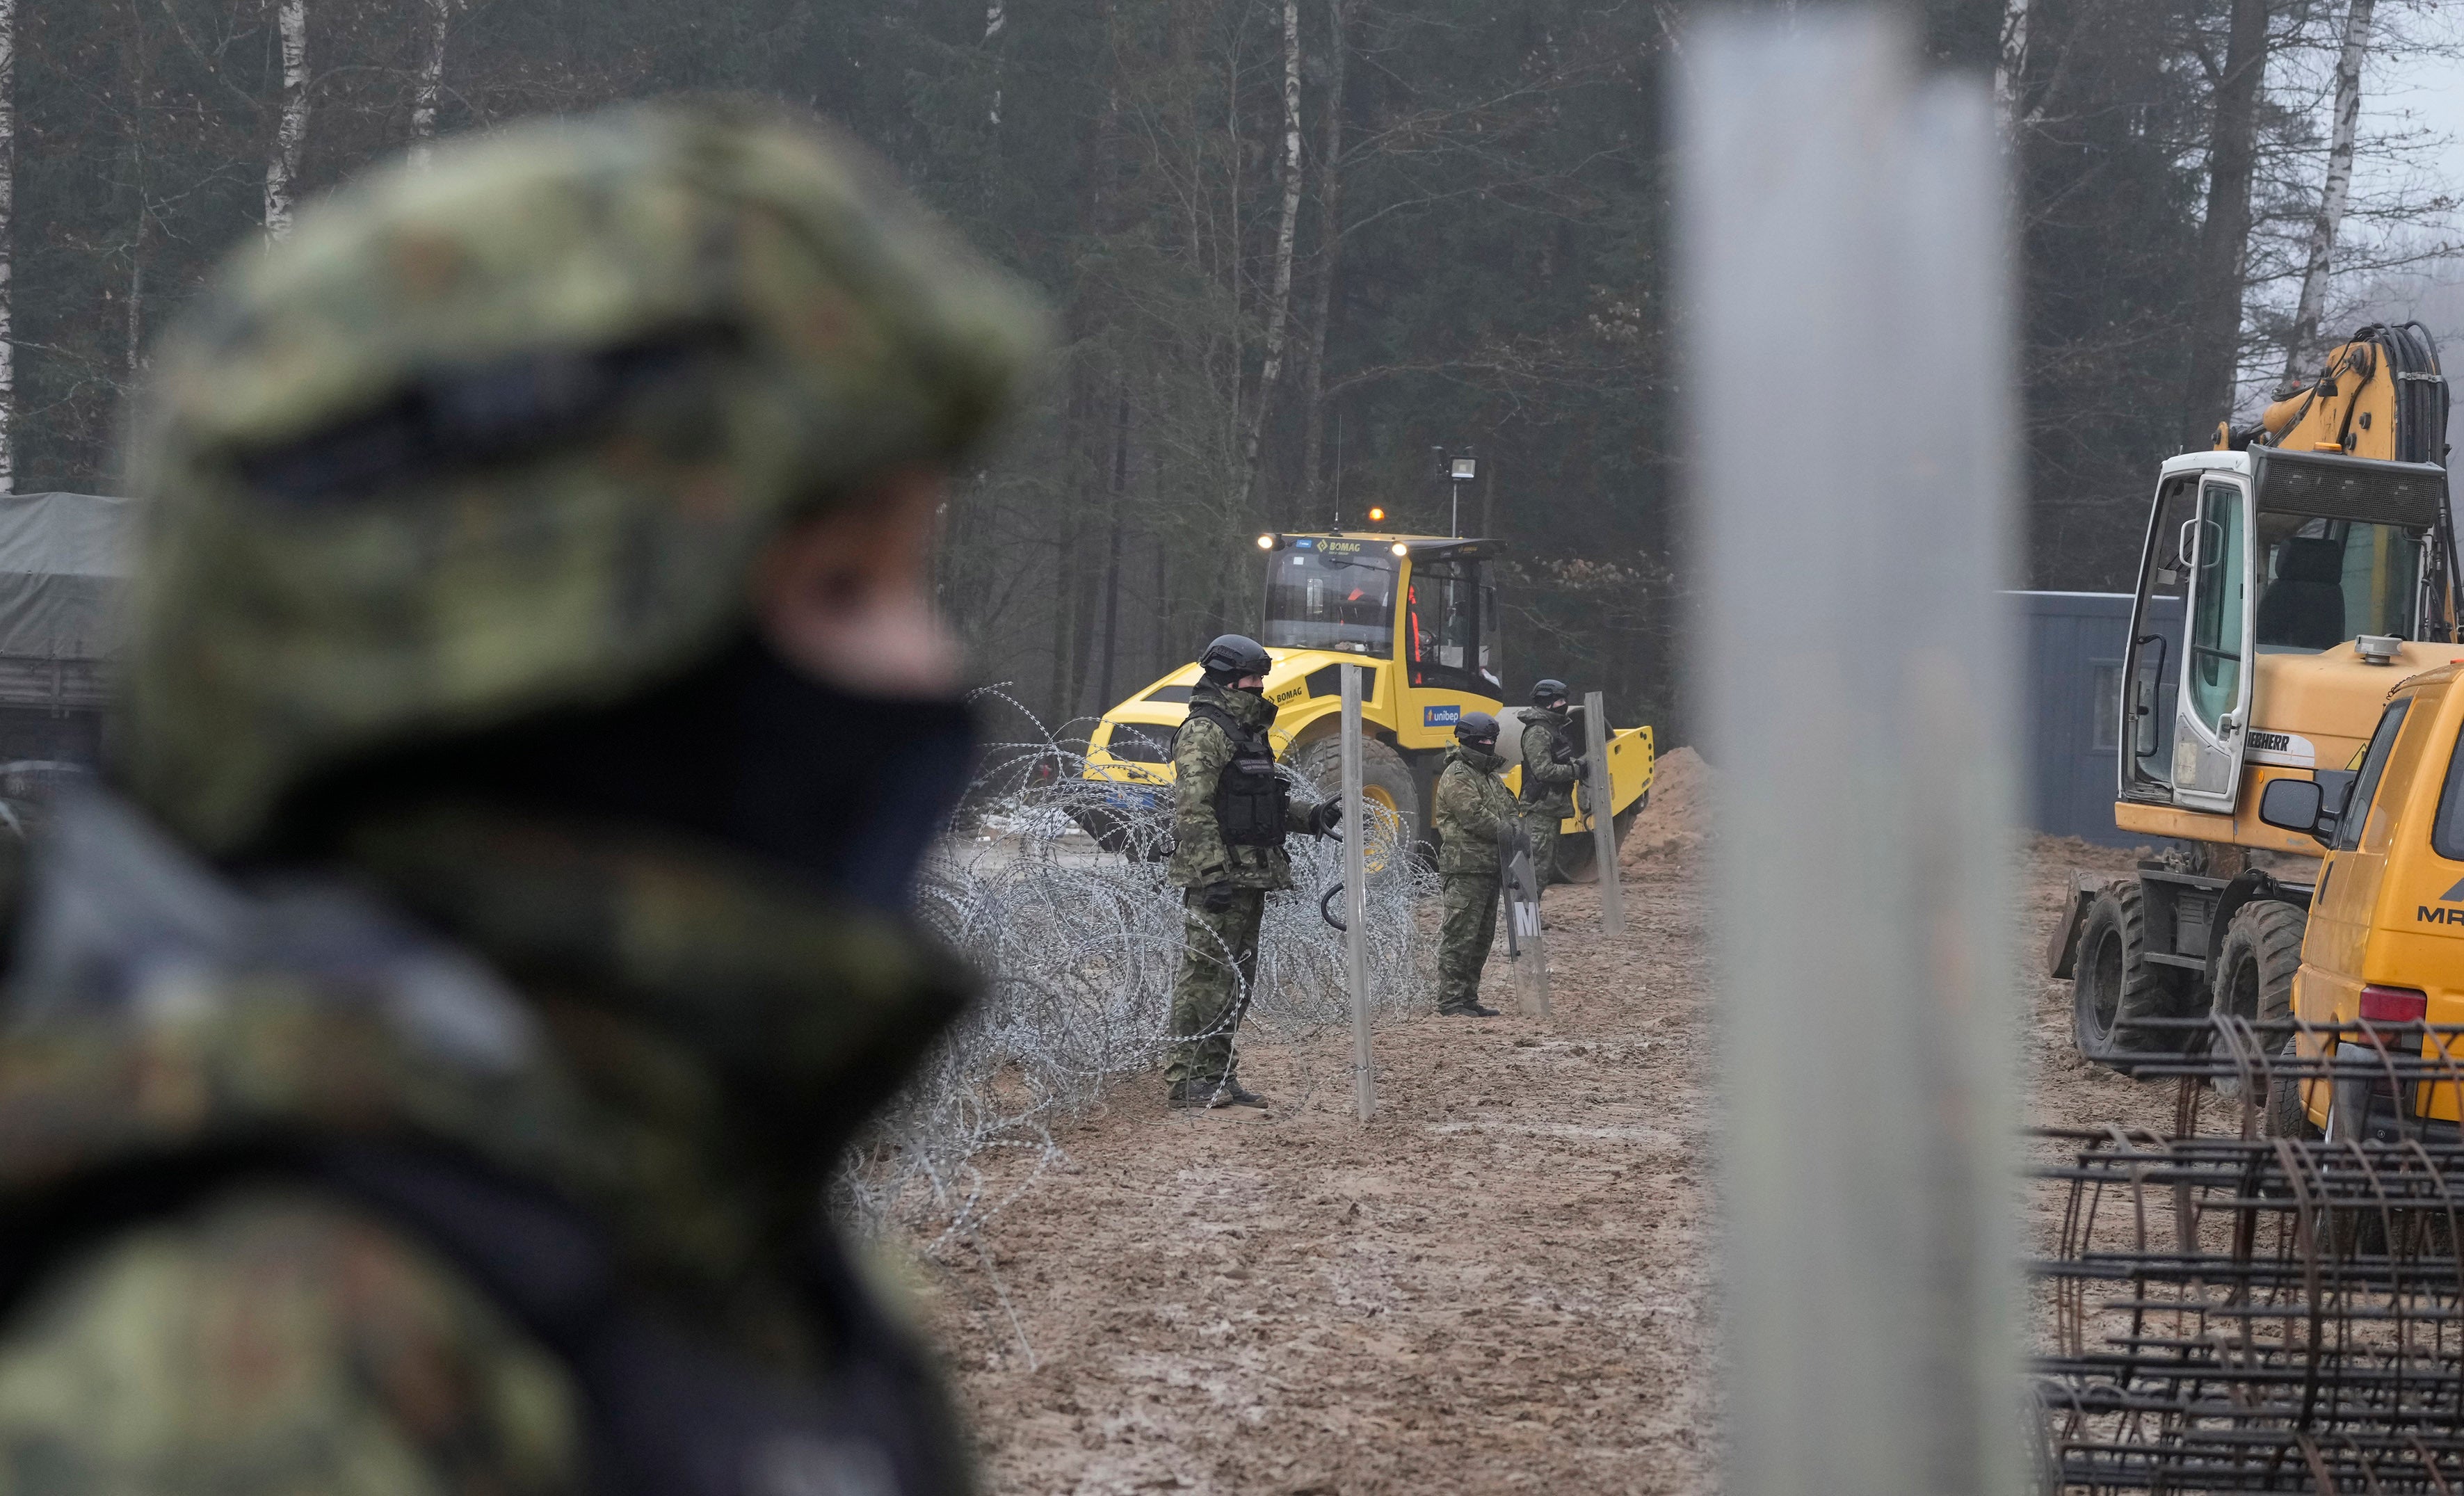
<box><xmin>1444</xmin><ymin>446</ymin><xmax>1476</xmax><ymax>536</ymax></box>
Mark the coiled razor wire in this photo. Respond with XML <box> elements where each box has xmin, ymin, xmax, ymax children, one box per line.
<box><xmin>837</xmin><ymin>692</ymin><xmax>1438</xmax><ymax>1250</ymax></box>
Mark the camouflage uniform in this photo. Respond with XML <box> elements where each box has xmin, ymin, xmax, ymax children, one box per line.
<box><xmin>0</xmin><ymin>103</ymin><xmax>1042</xmax><ymax>1495</ymax></box>
<box><xmin>1519</xmin><ymin>707</ymin><xmax>1579</xmax><ymax>887</ymax></box>
<box><xmin>1433</xmin><ymin>742</ymin><xmax>1517</xmax><ymax>1014</ymax></box>
<box><xmin>1164</xmin><ymin>681</ymin><xmax>1315</xmax><ymax>1093</ymax></box>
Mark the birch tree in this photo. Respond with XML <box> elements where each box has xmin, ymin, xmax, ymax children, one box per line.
<box><xmin>1237</xmin><ymin>0</ymin><xmax>1303</xmax><ymax>517</ymax></box>
<box><xmin>265</xmin><ymin>0</ymin><xmax>308</xmax><ymax>239</ymax></box>
<box><xmin>1994</xmin><ymin>0</ymin><xmax>2031</xmax><ymax>134</ymax></box>
<box><xmin>2282</xmin><ymin>0</ymin><xmax>2375</xmax><ymax>386</ymax></box>
<box><xmin>984</xmin><ymin>2</ymin><xmax>1004</xmax><ymax>128</ymax></box>
<box><xmin>1297</xmin><ymin>0</ymin><xmax>1353</xmax><ymax>517</ymax></box>
<box><xmin>410</xmin><ymin>0</ymin><xmax>453</xmax><ymax>167</ymax></box>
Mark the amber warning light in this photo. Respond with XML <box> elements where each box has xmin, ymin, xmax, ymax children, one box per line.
<box><xmin>1367</xmin><ymin>506</ymin><xmax>1386</xmax><ymax>523</ymax></box>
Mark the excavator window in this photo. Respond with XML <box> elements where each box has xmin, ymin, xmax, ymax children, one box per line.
<box><xmin>2123</xmin><ymin>476</ymin><xmax>2196</xmax><ymax>796</ymax></box>
<box><xmin>2252</xmin><ymin>514</ymin><xmax>2425</xmax><ymax>651</ymax></box>
<box><xmin>2184</xmin><ymin>478</ymin><xmax>2248</xmax><ymax>737</ymax></box>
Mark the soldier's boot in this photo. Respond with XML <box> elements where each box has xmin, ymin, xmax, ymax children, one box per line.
<box><xmin>1443</xmin><ymin>1002</ymin><xmax>1501</xmax><ymax>1018</ymax></box>
<box><xmin>1210</xmin><ymin>1079</ymin><xmax>1270</xmax><ymax>1109</ymax></box>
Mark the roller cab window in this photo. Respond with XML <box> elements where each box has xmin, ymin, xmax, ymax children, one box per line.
<box><xmin>1262</xmin><ymin>549</ymin><xmax>1396</xmax><ymax>656</ymax></box>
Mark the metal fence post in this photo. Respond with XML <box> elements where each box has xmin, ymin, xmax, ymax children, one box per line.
<box><xmin>1582</xmin><ymin>689</ymin><xmax>1626</xmax><ymax>936</ymax></box>
<box><xmin>1683</xmin><ymin>10</ymin><xmax>2021</xmax><ymax>1496</ymax></box>
<box><xmin>1340</xmin><ymin>664</ymin><xmax>1374</xmax><ymax>1120</ymax></box>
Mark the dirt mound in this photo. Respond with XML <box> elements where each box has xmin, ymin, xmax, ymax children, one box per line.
<box><xmin>1622</xmin><ymin>744</ymin><xmax>1709</xmax><ymax>865</ymax></box>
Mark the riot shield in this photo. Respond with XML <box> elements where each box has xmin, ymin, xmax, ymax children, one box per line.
<box><xmin>1498</xmin><ymin>819</ymin><xmax>1552</xmax><ymax>1015</ymax></box>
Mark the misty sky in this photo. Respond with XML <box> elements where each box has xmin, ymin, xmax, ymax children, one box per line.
<box><xmin>2279</xmin><ymin>27</ymin><xmax>2464</xmax><ymax>447</ymax></box>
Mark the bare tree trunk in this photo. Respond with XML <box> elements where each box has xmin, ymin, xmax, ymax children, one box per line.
<box><xmin>1237</xmin><ymin>0</ymin><xmax>1304</xmax><ymax>520</ymax></box>
<box><xmin>2284</xmin><ymin>0</ymin><xmax>2374</xmax><ymax>387</ymax></box>
<box><xmin>1993</xmin><ymin>0</ymin><xmax>2031</xmax><ymax>134</ymax></box>
<box><xmin>266</xmin><ymin>0</ymin><xmax>309</xmax><ymax>240</ymax></box>
<box><xmin>2181</xmin><ymin>0</ymin><xmax>2269</xmax><ymax>449</ymax></box>
<box><xmin>0</xmin><ymin>0</ymin><xmax>16</xmax><ymax>494</ymax></box>
<box><xmin>1298</xmin><ymin>0</ymin><xmax>1352</xmax><ymax>523</ymax></box>
<box><xmin>410</xmin><ymin>0</ymin><xmax>451</xmax><ymax>167</ymax></box>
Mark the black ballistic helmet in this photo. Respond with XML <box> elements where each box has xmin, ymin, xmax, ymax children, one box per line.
<box><xmin>1531</xmin><ymin>678</ymin><xmax>1570</xmax><ymax>709</ymax></box>
<box><xmin>1456</xmin><ymin>711</ymin><xmax>1500</xmax><ymax>748</ymax></box>
<box><xmin>1198</xmin><ymin>634</ymin><xmax>1273</xmax><ymax>684</ymax></box>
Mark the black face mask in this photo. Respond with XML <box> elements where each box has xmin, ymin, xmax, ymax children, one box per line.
<box><xmin>303</xmin><ymin>635</ymin><xmax>978</xmax><ymax>912</ymax></box>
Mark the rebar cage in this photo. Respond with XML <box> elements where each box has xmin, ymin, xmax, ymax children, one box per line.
<box><xmin>2034</xmin><ymin>1015</ymin><xmax>2464</xmax><ymax>1493</ymax></box>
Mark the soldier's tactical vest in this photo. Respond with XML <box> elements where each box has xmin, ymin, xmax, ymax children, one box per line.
<box><xmin>0</xmin><ymin>791</ymin><xmax>971</xmax><ymax>1496</ymax></box>
<box><xmin>1521</xmin><ymin>714</ymin><xmax>1574</xmax><ymax>801</ymax></box>
<box><xmin>1182</xmin><ymin>702</ymin><xmax>1288</xmax><ymax>848</ymax></box>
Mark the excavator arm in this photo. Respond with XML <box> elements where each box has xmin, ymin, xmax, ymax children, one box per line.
<box><xmin>2221</xmin><ymin>323</ymin><xmax>2459</xmax><ymax>641</ymax></box>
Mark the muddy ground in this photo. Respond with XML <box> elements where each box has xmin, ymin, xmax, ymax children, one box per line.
<box><xmin>918</xmin><ymin>755</ymin><xmax>2187</xmax><ymax>1495</ymax></box>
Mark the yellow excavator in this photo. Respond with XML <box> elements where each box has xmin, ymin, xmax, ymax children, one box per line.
<box><xmin>1078</xmin><ymin>528</ymin><xmax>1654</xmax><ymax>880</ymax></box>
<box><xmin>2054</xmin><ymin>323</ymin><xmax>2462</xmax><ymax>1063</ymax></box>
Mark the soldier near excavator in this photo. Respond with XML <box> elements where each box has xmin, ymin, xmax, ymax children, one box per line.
<box><xmin>1518</xmin><ymin>678</ymin><xmax>1586</xmax><ymax>888</ymax></box>
<box><xmin>0</xmin><ymin>104</ymin><xmax>1045</xmax><ymax>1491</ymax></box>
<box><xmin>1165</xmin><ymin>634</ymin><xmax>1343</xmax><ymax>1109</ymax></box>
<box><xmin>1433</xmin><ymin>711</ymin><xmax>1518</xmax><ymax>1018</ymax></box>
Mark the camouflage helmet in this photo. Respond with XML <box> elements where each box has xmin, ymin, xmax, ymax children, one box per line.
<box><xmin>118</xmin><ymin>102</ymin><xmax>1047</xmax><ymax>857</ymax></box>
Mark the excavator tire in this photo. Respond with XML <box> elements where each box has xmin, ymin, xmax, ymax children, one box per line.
<box><xmin>2210</xmin><ymin>900</ymin><xmax>2305</xmax><ymax>1102</ymax></box>
<box><xmin>2072</xmin><ymin>881</ymin><xmax>2194</xmax><ymax>1068</ymax></box>
<box><xmin>1287</xmin><ymin>736</ymin><xmax>1419</xmax><ymax>878</ymax></box>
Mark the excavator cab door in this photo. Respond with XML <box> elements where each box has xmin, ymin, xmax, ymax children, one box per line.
<box><xmin>2120</xmin><ymin>475</ymin><xmax>2193</xmax><ymax>802</ymax></box>
<box><xmin>2171</xmin><ymin>474</ymin><xmax>2257</xmax><ymax>811</ymax></box>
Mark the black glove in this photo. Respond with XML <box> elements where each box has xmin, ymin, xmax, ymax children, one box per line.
<box><xmin>1569</xmin><ymin>756</ymin><xmax>1591</xmax><ymax>780</ymax></box>
<box><xmin>1199</xmin><ymin>882</ymin><xmax>1237</xmax><ymax>913</ymax></box>
<box><xmin>1310</xmin><ymin>798</ymin><xmax>1344</xmax><ymax>837</ymax></box>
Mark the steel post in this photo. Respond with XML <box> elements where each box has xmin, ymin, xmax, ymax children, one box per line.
<box><xmin>1582</xmin><ymin>689</ymin><xmax>1625</xmax><ymax>935</ymax></box>
<box><xmin>1684</xmin><ymin>11</ymin><xmax>2020</xmax><ymax>1495</ymax></box>
<box><xmin>1341</xmin><ymin>664</ymin><xmax>1374</xmax><ymax>1119</ymax></box>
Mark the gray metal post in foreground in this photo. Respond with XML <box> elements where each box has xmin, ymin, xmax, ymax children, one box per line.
<box><xmin>1339</xmin><ymin>665</ymin><xmax>1374</xmax><ymax>1120</ymax></box>
<box><xmin>1682</xmin><ymin>12</ymin><xmax>2020</xmax><ymax>1496</ymax></box>
<box><xmin>1581</xmin><ymin>689</ymin><xmax>1625</xmax><ymax>936</ymax></box>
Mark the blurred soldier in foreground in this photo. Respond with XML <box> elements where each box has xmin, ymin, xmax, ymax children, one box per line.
<box><xmin>0</xmin><ymin>103</ymin><xmax>1040</xmax><ymax>1493</ymax></box>
<box><xmin>1164</xmin><ymin>634</ymin><xmax>1341</xmax><ymax>1109</ymax></box>
<box><xmin>1517</xmin><ymin>678</ymin><xmax>1583</xmax><ymax>889</ymax></box>
<box><xmin>1434</xmin><ymin>711</ymin><xmax>1516</xmax><ymax>1018</ymax></box>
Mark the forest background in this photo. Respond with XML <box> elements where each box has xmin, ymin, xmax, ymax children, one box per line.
<box><xmin>3</xmin><ymin>0</ymin><xmax>2458</xmax><ymax>740</ymax></box>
